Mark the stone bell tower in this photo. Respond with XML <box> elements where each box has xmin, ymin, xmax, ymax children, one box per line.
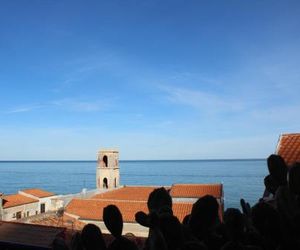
<box><xmin>96</xmin><ymin>149</ymin><xmax>120</xmax><ymax>189</ymax></box>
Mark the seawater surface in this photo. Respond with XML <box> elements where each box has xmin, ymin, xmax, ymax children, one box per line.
<box><xmin>0</xmin><ymin>159</ymin><xmax>268</xmax><ymax>208</ymax></box>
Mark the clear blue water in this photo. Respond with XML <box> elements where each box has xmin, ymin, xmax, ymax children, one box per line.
<box><xmin>0</xmin><ymin>160</ymin><xmax>268</xmax><ymax>208</ymax></box>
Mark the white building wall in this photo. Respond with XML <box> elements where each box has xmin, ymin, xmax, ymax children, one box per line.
<box><xmin>2</xmin><ymin>202</ymin><xmax>39</xmax><ymax>221</ymax></box>
<box><xmin>18</xmin><ymin>191</ymin><xmax>58</xmax><ymax>212</ymax></box>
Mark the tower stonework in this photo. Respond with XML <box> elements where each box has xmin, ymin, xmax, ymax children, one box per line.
<box><xmin>96</xmin><ymin>149</ymin><xmax>120</xmax><ymax>189</ymax></box>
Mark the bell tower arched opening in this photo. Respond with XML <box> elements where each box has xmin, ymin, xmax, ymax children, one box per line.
<box><xmin>103</xmin><ymin>178</ymin><xmax>108</xmax><ymax>189</ymax></box>
<box><xmin>103</xmin><ymin>155</ymin><xmax>108</xmax><ymax>167</ymax></box>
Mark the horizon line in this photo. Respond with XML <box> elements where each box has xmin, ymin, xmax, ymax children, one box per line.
<box><xmin>0</xmin><ymin>158</ymin><xmax>265</xmax><ymax>162</ymax></box>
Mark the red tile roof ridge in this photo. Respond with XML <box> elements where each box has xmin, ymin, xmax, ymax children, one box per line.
<box><xmin>280</xmin><ymin>133</ymin><xmax>300</xmax><ymax>136</ymax></box>
<box><xmin>76</xmin><ymin>198</ymin><xmax>147</xmax><ymax>203</ymax></box>
<box><xmin>2</xmin><ymin>194</ymin><xmax>38</xmax><ymax>208</ymax></box>
<box><xmin>123</xmin><ymin>185</ymin><xmax>171</xmax><ymax>188</ymax></box>
<box><xmin>171</xmin><ymin>183</ymin><xmax>222</xmax><ymax>186</ymax></box>
<box><xmin>20</xmin><ymin>188</ymin><xmax>55</xmax><ymax>198</ymax></box>
<box><xmin>69</xmin><ymin>198</ymin><xmax>193</xmax><ymax>206</ymax></box>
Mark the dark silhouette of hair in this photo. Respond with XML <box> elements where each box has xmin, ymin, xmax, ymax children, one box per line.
<box><xmin>267</xmin><ymin>154</ymin><xmax>287</xmax><ymax>185</ymax></box>
<box><xmin>189</xmin><ymin>195</ymin><xmax>219</xmax><ymax>234</ymax></box>
<box><xmin>147</xmin><ymin>187</ymin><xmax>172</xmax><ymax>213</ymax></box>
<box><xmin>81</xmin><ymin>224</ymin><xmax>106</xmax><ymax>250</ymax></box>
<box><xmin>103</xmin><ymin>205</ymin><xmax>138</xmax><ymax>250</ymax></box>
<box><xmin>103</xmin><ymin>205</ymin><xmax>123</xmax><ymax>238</ymax></box>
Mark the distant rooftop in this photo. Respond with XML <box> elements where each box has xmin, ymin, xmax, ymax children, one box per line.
<box><xmin>21</xmin><ymin>188</ymin><xmax>55</xmax><ymax>198</ymax></box>
<box><xmin>2</xmin><ymin>188</ymin><xmax>55</xmax><ymax>208</ymax></box>
<box><xmin>66</xmin><ymin>198</ymin><xmax>193</xmax><ymax>222</ymax></box>
<box><xmin>170</xmin><ymin>183</ymin><xmax>223</xmax><ymax>198</ymax></box>
<box><xmin>2</xmin><ymin>194</ymin><xmax>38</xmax><ymax>209</ymax></box>
<box><xmin>66</xmin><ymin>184</ymin><xmax>223</xmax><ymax>223</ymax></box>
<box><xmin>92</xmin><ymin>186</ymin><xmax>165</xmax><ymax>201</ymax></box>
<box><xmin>276</xmin><ymin>133</ymin><xmax>300</xmax><ymax>166</ymax></box>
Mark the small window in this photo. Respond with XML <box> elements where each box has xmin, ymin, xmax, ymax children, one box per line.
<box><xmin>16</xmin><ymin>211</ymin><xmax>22</xmax><ymax>219</ymax></box>
<box><xmin>27</xmin><ymin>211</ymin><xmax>29</xmax><ymax>217</ymax></box>
<box><xmin>36</xmin><ymin>211</ymin><xmax>38</xmax><ymax>215</ymax></box>
<box><xmin>41</xmin><ymin>203</ymin><xmax>45</xmax><ymax>213</ymax></box>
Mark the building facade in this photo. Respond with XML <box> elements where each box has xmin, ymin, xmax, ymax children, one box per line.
<box><xmin>0</xmin><ymin>189</ymin><xmax>57</xmax><ymax>221</ymax></box>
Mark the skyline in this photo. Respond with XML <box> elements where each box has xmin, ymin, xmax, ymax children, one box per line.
<box><xmin>0</xmin><ymin>1</ymin><xmax>300</xmax><ymax>160</ymax></box>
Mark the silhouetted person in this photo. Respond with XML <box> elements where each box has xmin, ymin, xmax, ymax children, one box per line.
<box><xmin>81</xmin><ymin>224</ymin><xmax>106</xmax><ymax>250</ymax></box>
<box><xmin>251</xmin><ymin>202</ymin><xmax>283</xmax><ymax>250</ymax></box>
<box><xmin>103</xmin><ymin>205</ymin><xmax>138</xmax><ymax>250</ymax></box>
<box><xmin>263</xmin><ymin>154</ymin><xmax>287</xmax><ymax>200</ymax></box>
<box><xmin>147</xmin><ymin>187</ymin><xmax>172</xmax><ymax>214</ymax></box>
<box><xmin>188</xmin><ymin>195</ymin><xmax>223</xmax><ymax>250</ymax></box>
<box><xmin>223</xmin><ymin>208</ymin><xmax>245</xmax><ymax>242</ymax></box>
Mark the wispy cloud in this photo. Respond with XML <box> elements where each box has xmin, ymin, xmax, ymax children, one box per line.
<box><xmin>51</xmin><ymin>98</ymin><xmax>109</xmax><ymax>112</ymax></box>
<box><xmin>161</xmin><ymin>85</ymin><xmax>244</xmax><ymax>114</ymax></box>
<box><xmin>4</xmin><ymin>98</ymin><xmax>112</xmax><ymax>115</ymax></box>
<box><xmin>5</xmin><ymin>104</ymin><xmax>45</xmax><ymax>114</ymax></box>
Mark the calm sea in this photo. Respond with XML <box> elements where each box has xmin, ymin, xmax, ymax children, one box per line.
<box><xmin>0</xmin><ymin>160</ymin><xmax>268</xmax><ymax>208</ymax></box>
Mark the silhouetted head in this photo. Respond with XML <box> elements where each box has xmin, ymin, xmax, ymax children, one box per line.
<box><xmin>81</xmin><ymin>224</ymin><xmax>106</xmax><ymax>250</ymax></box>
<box><xmin>147</xmin><ymin>187</ymin><xmax>172</xmax><ymax>213</ymax></box>
<box><xmin>267</xmin><ymin>154</ymin><xmax>287</xmax><ymax>184</ymax></box>
<box><xmin>189</xmin><ymin>195</ymin><xmax>219</xmax><ymax>234</ymax></box>
<box><xmin>223</xmin><ymin>208</ymin><xmax>244</xmax><ymax>240</ymax></box>
<box><xmin>103</xmin><ymin>205</ymin><xmax>123</xmax><ymax>238</ymax></box>
<box><xmin>288</xmin><ymin>162</ymin><xmax>300</xmax><ymax>195</ymax></box>
<box><xmin>264</xmin><ymin>175</ymin><xmax>278</xmax><ymax>195</ymax></box>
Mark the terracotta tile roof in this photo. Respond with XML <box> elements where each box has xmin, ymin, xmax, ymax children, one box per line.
<box><xmin>0</xmin><ymin>221</ymin><xmax>65</xmax><ymax>249</ymax></box>
<box><xmin>92</xmin><ymin>186</ymin><xmax>158</xmax><ymax>201</ymax></box>
<box><xmin>170</xmin><ymin>184</ymin><xmax>223</xmax><ymax>198</ymax></box>
<box><xmin>21</xmin><ymin>188</ymin><xmax>55</xmax><ymax>198</ymax></box>
<box><xmin>2</xmin><ymin>194</ymin><xmax>38</xmax><ymax>208</ymax></box>
<box><xmin>276</xmin><ymin>133</ymin><xmax>300</xmax><ymax>166</ymax></box>
<box><xmin>66</xmin><ymin>199</ymin><xmax>193</xmax><ymax>223</ymax></box>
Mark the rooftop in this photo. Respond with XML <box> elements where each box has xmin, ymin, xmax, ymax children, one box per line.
<box><xmin>2</xmin><ymin>194</ymin><xmax>38</xmax><ymax>209</ymax></box>
<box><xmin>170</xmin><ymin>183</ymin><xmax>223</xmax><ymax>198</ymax></box>
<box><xmin>21</xmin><ymin>188</ymin><xmax>55</xmax><ymax>198</ymax></box>
<box><xmin>91</xmin><ymin>186</ymin><xmax>161</xmax><ymax>201</ymax></box>
<box><xmin>276</xmin><ymin>133</ymin><xmax>300</xmax><ymax>166</ymax></box>
<box><xmin>66</xmin><ymin>198</ymin><xmax>193</xmax><ymax>222</ymax></box>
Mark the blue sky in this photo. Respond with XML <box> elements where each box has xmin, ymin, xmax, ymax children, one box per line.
<box><xmin>0</xmin><ymin>0</ymin><xmax>299</xmax><ymax>160</ymax></box>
